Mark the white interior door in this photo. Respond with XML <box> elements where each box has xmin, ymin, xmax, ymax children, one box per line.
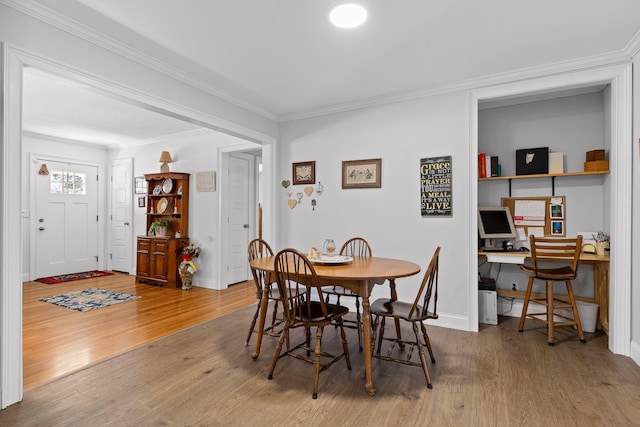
<box><xmin>36</xmin><ymin>160</ymin><xmax>99</xmax><ymax>278</ymax></box>
<box><xmin>227</xmin><ymin>154</ymin><xmax>251</xmax><ymax>285</ymax></box>
<box><xmin>110</xmin><ymin>159</ymin><xmax>132</xmax><ymax>273</ymax></box>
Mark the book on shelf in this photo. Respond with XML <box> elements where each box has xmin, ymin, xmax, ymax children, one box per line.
<box><xmin>478</xmin><ymin>153</ymin><xmax>487</xmax><ymax>178</ymax></box>
<box><xmin>491</xmin><ymin>156</ymin><xmax>499</xmax><ymax>177</ymax></box>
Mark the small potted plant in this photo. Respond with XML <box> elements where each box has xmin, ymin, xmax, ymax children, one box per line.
<box><xmin>148</xmin><ymin>219</ymin><xmax>171</xmax><ymax>237</ymax></box>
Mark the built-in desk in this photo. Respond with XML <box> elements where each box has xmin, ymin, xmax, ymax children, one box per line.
<box><xmin>478</xmin><ymin>251</ymin><xmax>610</xmax><ymax>330</ymax></box>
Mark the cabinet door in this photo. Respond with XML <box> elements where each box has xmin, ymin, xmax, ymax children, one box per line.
<box><xmin>136</xmin><ymin>238</ymin><xmax>151</xmax><ymax>278</ymax></box>
<box><xmin>151</xmin><ymin>239</ymin><xmax>169</xmax><ymax>280</ymax></box>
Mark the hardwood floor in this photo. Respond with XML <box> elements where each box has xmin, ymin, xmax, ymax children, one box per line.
<box><xmin>23</xmin><ymin>272</ymin><xmax>256</xmax><ymax>390</ymax></box>
<box><xmin>6</xmin><ymin>301</ymin><xmax>640</xmax><ymax>425</ymax></box>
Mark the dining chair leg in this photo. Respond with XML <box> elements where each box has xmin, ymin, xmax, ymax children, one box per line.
<box><xmin>546</xmin><ymin>280</ymin><xmax>555</xmax><ymax>346</ymax></box>
<box><xmin>388</xmin><ymin>279</ymin><xmax>405</xmax><ymax>348</ymax></box>
<box><xmin>312</xmin><ymin>326</ymin><xmax>324</xmax><ymax>399</ymax></box>
<box><xmin>268</xmin><ymin>326</ymin><xmax>288</xmax><ymax>380</ymax></box>
<box><xmin>269</xmin><ymin>300</ymin><xmax>279</xmax><ymax>330</ymax></box>
<box><xmin>371</xmin><ymin>315</ymin><xmax>380</xmax><ymax>355</ymax></box>
<box><xmin>245</xmin><ymin>300</ymin><xmax>261</xmax><ymax>346</ymax></box>
<box><xmin>419</xmin><ymin>321</ymin><xmax>436</xmax><ymax>363</ymax></box>
<box><xmin>376</xmin><ymin>317</ymin><xmax>386</xmax><ymax>355</ymax></box>
<box><xmin>518</xmin><ymin>276</ymin><xmax>535</xmax><ymax>332</ymax></box>
<box><xmin>337</xmin><ymin>318</ymin><xmax>352</xmax><ymax>370</ymax></box>
<box><xmin>355</xmin><ymin>297</ymin><xmax>363</xmax><ymax>351</ymax></box>
<box><xmin>566</xmin><ymin>280</ymin><xmax>586</xmax><ymax>343</ymax></box>
<box><xmin>413</xmin><ymin>322</ymin><xmax>432</xmax><ymax>389</ymax></box>
<box><xmin>306</xmin><ymin>326</ymin><xmax>312</xmax><ymax>357</ymax></box>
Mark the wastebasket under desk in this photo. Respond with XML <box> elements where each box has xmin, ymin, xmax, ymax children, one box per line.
<box><xmin>478</xmin><ymin>251</ymin><xmax>610</xmax><ymax>331</ymax></box>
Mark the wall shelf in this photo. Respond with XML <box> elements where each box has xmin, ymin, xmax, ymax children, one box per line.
<box><xmin>479</xmin><ymin>170</ymin><xmax>609</xmax><ymax>196</ymax></box>
<box><xmin>479</xmin><ymin>170</ymin><xmax>609</xmax><ymax>181</ymax></box>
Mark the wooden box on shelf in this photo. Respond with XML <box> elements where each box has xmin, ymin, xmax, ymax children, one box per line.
<box><xmin>584</xmin><ymin>160</ymin><xmax>609</xmax><ymax>172</ymax></box>
<box><xmin>136</xmin><ymin>172</ymin><xmax>190</xmax><ymax>288</ymax></box>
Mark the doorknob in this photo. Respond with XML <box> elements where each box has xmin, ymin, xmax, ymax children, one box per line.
<box><xmin>243</xmin><ymin>224</ymin><xmax>249</xmax><ymax>229</ymax></box>
<box><xmin>124</xmin><ymin>222</ymin><xmax>130</xmax><ymax>226</ymax></box>
<box><xmin>39</xmin><ymin>227</ymin><xmax>45</xmax><ymax>231</ymax></box>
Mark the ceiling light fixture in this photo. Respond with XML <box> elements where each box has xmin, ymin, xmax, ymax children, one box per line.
<box><xmin>329</xmin><ymin>3</ymin><xmax>367</xmax><ymax>29</ymax></box>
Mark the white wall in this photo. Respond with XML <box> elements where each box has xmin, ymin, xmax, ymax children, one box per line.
<box><xmin>477</xmin><ymin>92</ymin><xmax>608</xmax><ymax>300</ymax></box>
<box><xmin>279</xmin><ymin>92</ymin><xmax>471</xmax><ymax>328</ymax></box>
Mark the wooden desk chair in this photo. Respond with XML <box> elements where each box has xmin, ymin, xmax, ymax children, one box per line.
<box><xmin>323</xmin><ymin>237</ymin><xmax>372</xmax><ymax>351</ymax></box>
<box><xmin>518</xmin><ymin>235</ymin><xmax>586</xmax><ymax>346</ymax></box>
<box><xmin>371</xmin><ymin>246</ymin><xmax>441</xmax><ymax>389</ymax></box>
<box><xmin>268</xmin><ymin>248</ymin><xmax>352</xmax><ymax>399</ymax></box>
<box><xmin>245</xmin><ymin>238</ymin><xmax>282</xmax><ymax>346</ymax></box>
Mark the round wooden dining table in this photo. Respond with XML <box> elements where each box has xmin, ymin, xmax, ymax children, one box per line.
<box><xmin>249</xmin><ymin>254</ymin><xmax>421</xmax><ymax>396</ymax></box>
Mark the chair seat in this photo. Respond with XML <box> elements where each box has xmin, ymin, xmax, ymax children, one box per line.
<box><xmin>520</xmin><ymin>264</ymin><xmax>576</xmax><ymax>280</ymax></box>
<box><xmin>297</xmin><ymin>301</ymin><xmax>349</xmax><ymax>324</ymax></box>
<box><xmin>370</xmin><ymin>298</ymin><xmax>437</xmax><ymax>322</ymax></box>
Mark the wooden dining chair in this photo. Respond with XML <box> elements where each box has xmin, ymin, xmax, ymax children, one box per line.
<box><xmin>371</xmin><ymin>246</ymin><xmax>441</xmax><ymax>389</ymax></box>
<box><xmin>322</xmin><ymin>237</ymin><xmax>371</xmax><ymax>351</ymax></box>
<box><xmin>518</xmin><ymin>235</ymin><xmax>586</xmax><ymax>346</ymax></box>
<box><xmin>245</xmin><ymin>238</ymin><xmax>283</xmax><ymax>347</ymax></box>
<box><xmin>268</xmin><ymin>248</ymin><xmax>352</xmax><ymax>399</ymax></box>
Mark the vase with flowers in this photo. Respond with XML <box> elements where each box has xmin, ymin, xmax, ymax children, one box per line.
<box><xmin>179</xmin><ymin>242</ymin><xmax>201</xmax><ymax>289</ymax></box>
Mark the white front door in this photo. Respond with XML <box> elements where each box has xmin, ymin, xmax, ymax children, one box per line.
<box><xmin>228</xmin><ymin>154</ymin><xmax>251</xmax><ymax>285</ymax></box>
<box><xmin>110</xmin><ymin>159</ymin><xmax>132</xmax><ymax>273</ymax></box>
<box><xmin>36</xmin><ymin>160</ymin><xmax>99</xmax><ymax>278</ymax></box>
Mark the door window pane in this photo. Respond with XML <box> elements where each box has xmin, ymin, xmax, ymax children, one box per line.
<box><xmin>50</xmin><ymin>170</ymin><xmax>87</xmax><ymax>195</ymax></box>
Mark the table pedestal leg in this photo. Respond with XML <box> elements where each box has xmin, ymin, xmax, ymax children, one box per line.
<box><xmin>361</xmin><ymin>295</ymin><xmax>376</xmax><ymax>395</ymax></box>
<box><xmin>251</xmin><ymin>285</ymin><xmax>270</xmax><ymax>360</ymax></box>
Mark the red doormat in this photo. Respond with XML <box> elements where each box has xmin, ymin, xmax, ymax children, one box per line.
<box><xmin>36</xmin><ymin>271</ymin><xmax>114</xmax><ymax>285</ymax></box>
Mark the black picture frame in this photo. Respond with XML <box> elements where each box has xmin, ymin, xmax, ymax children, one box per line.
<box><xmin>138</xmin><ymin>197</ymin><xmax>146</xmax><ymax>208</ymax></box>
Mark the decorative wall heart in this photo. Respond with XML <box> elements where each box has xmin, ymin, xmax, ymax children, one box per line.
<box><xmin>281</xmin><ymin>180</ymin><xmax>290</xmax><ymax>188</ymax></box>
<box><xmin>304</xmin><ymin>186</ymin><xmax>314</xmax><ymax>196</ymax></box>
<box><xmin>288</xmin><ymin>199</ymin><xmax>297</xmax><ymax>209</ymax></box>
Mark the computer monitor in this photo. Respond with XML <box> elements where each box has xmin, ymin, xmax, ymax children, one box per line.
<box><xmin>478</xmin><ymin>206</ymin><xmax>517</xmax><ymax>250</ymax></box>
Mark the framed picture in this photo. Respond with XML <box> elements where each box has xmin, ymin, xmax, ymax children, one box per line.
<box><xmin>342</xmin><ymin>158</ymin><xmax>382</xmax><ymax>189</ymax></box>
<box><xmin>551</xmin><ymin>220</ymin><xmax>564</xmax><ymax>236</ymax></box>
<box><xmin>196</xmin><ymin>171</ymin><xmax>216</xmax><ymax>192</ymax></box>
<box><xmin>138</xmin><ymin>197</ymin><xmax>146</xmax><ymax>208</ymax></box>
<box><xmin>292</xmin><ymin>161</ymin><xmax>315</xmax><ymax>185</ymax></box>
<box><xmin>550</xmin><ymin>203</ymin><xmax>564</xmax><ymax>219</ymax></box>
<box><xmin>134</xmin><ymin>176</ymin><xmax>148</xmax><ymax>194</ymax></box>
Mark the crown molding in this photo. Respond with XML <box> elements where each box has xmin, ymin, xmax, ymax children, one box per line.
<box><xmin>623</xmin><ymin>27</ymin><xmax>640</xmax><ymax>58</ymax></box>
<box><xmin>1</xmin><ymin>0</ymin><xmax>279</xmax><ymax>122</ymax></box>
<box><xmin>22</xmin><ymin>130</ymin><xmax>113</xmax><ymax>149</ymax></box>
<box><xmin>280</xmin><ymin>49</ymin><xmax>632</xmax><ymax>122</ymax></box>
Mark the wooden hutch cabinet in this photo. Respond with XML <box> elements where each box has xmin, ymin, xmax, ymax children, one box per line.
<box><xmin>136</xmin><ymin>172</ymin><xmax>190</xmax><ymax>287</ymax></box>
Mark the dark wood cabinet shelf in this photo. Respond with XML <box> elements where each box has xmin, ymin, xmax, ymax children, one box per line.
<box><xmin>136</xmin><ymin>172</ymin><xmax>190</xmax><ymax>288</ymax></box>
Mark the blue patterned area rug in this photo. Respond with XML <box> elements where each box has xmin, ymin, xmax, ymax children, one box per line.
<box><xmin>40</xmin><ymin>288</ymin><xmax>140</xmax><ymax>312</ymax></box>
